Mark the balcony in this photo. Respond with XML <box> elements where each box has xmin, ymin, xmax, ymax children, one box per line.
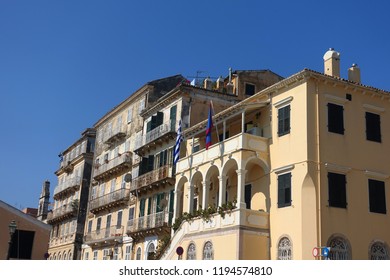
<box><xmin>47</xmin><ymin>203</ymin><xmax>78</xmax><ymax>224</ymax></box>
<box><xmin>131</xmin><ymin>164</ymin><xmax>174</xmax><ymax>194</ymax></box>
<box><xmin>134</xmin><ymin>119</ymin><xmax>177</xmax><ymax>155</ymax></box>
<box><xmin>127</xmin><ymin>211</ymin><xmax>172</xmax><ymax>240</ymax></box>
<box><xmin>53</xmin><ymin>176</ymin><xmax>82</xmax><ymax>200</ymax></box>
<box><xmin>89</xmin><ymin>188</ymin><xmax>131</xmax><ymax>214</ymax></box>
<box><xmin>49</xmin><ymin>226</ymin><xmax>84</xmax><ymax>247</ymax></box>
<box><xmin>84</xmin><ymin>225</ymin><xmax>124</xmax><ymax>246</ymax></box>
<box><xmin>93</xmin><ymin>152</ymin><xmax>132</xmax><ymax>180</ymax></box>
<box><xmin>177</xmin><ymin>132</ymin><xmax>269</xmax><ymax>173</ymax></box>
<box><xmin>103</xmin><ymin>124</ymin><xmax>127</xmax><ymax>146</ymax></box>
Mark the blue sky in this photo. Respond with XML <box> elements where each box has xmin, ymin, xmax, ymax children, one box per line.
<box><xmin>1</xmin><ymin>0</ymin><xmax>390</xmax><ymax>210</ymax></box>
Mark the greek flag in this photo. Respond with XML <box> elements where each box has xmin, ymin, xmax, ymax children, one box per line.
<box><xmin>174</xmin><ymin>120</ymin><xmax>183</xmax><ymax>165</ymax></box>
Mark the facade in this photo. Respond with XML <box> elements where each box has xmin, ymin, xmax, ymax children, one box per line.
<box><xmin>47</xmin><ymin>128</ymin><xmax>96</xmax><ymax>260</ymax></box>
<box><xmin>162</xmin><ymin>50</ymin><xmax>390</xmax><ymax>260</ymax></box>
<box><xmin>0</xmin><ymin>200</ymin><xmax>51</xmax><ymax>260</ymax></box>
<box><xmin>81</xmin><ymin>75</ymin><xmax>186</xmax><ymax>260</ymax></box>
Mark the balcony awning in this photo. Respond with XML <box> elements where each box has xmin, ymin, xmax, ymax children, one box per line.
<box><xmin>183</xmin><ymin>100</ymin><xmax>269</xmax><ymax>139</ymax></box>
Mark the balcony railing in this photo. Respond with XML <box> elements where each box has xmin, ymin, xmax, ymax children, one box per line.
<box><xmin>134</xmin><ymin>119</ymin><xmax>178</xmax><ymax>153</ymax></box>
<box><xmin>131</xmin><ymin>164</ymin><xmax>173</xmax><ymax>193</ymax></box>
<box><xmin>177</xmin><ymin>132</ymin><xmax>269</xmax><ymax>173</ymax></box>
<box><xmin>84</xmin><ymin>225</ymin><xmax>124</xmax><ymax>244</ymax></box>
<box><xmin>127</xmin><ymin>211</ymin><xmax>172</xmax><ymax>239</ymax></box>
<box><xmin>93</xmin><ymin>152</ymin><xmax>132</xmax><ymax>180</ymax></box>
<box><xmin>53</xmin><ymin>176</ymin><xmax>82</xmax><ymax>199</ymax></box>
<box><xmin>103</xmin><ymin>124</ymin><xmax>127</xmax><ymax>145</ymax></box>
<box><xmin>47</xmin><ymin>203</ymin><xmax>77</xmax><ymax>224</ymax></box>
<box><xmin>89</xmin><ymin>188</ymin><xmax>130</xmax><ymax>214</ymax></box>
<box><xmin>49</xmin><ymin>226</ymin><xmax>84</xmax><ymax>247</ymax></box>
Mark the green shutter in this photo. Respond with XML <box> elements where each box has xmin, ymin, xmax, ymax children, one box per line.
<box><xmin>139</xmin><ymin>198</ymin><xmax>145</xmax><ymax>217</ymax></box>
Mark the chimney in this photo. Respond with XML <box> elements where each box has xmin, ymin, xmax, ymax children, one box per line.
<box><xmin>203</xmin><ymin>77</ymin><xmax>213</xmax><ymax>90</ymax></box>
<box><xmin>216</xmin><ymin>76</ymin><xmax>224</xmax><ymax>91</ymax></box>
<box><xmin>323</xmin><ymin>48</ymin><xmax>340</xmax><ymax>77</ymax></box>
<box><xmin>348</xmin><ymin>63</ymin><xmax>361</xmax><ymax>84</ymax></box>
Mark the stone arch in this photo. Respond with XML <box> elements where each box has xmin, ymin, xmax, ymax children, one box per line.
<box><xmin>191</xmin><ymin>171</ymin><xmax>204</xmax><ymax>211</ymax></box>
<box><xmin>175</xmin><ymin>175</ymin><xmax>189</xmax><ymax>218</ymax></box>
<box><xmin>146</xmin><ymin>242</ymin><xmax>156</xmax><ymax>260</ymax></box>
<box><xmin>221</xmin><ymin>159</ymin><xmax>238</xmax><ymax>204</ymax></box>
<box><xmin>244</xmin><ymin>157</ymin><xmax>269</xmax><ymax>211</ymax></box>
<box><xmin>205</xmin><ymin>165</ymin><xmax>220</xmax><ymax>207</ymax></box>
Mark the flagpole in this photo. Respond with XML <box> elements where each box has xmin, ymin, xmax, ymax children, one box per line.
<box><xmin>210</xmin><ymin>100</ymin><xmax>220</xmax><ymax>141</ymax></box>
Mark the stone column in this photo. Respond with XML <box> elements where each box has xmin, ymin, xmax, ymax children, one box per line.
<box><xmin>202</xmin><ymin>180</ymin><xmax>210</xmax><ymax>209</ymax></box>
<box><xmin>218</xmin><ymin>175</ymin><xmax>227</xmax><ymax>207</ymax></box>
<box><xmin>236</xmin><ymin>169</ymin><xmax>247</xmax><ymax>209</ymax></box>
<box><xmin>187</xmin><ymin>184</ymin><xmax>194</xmax><ymax>214</ymax></box>
<box><xmin>173</xmin><ymin>189</ymin><xmax>182</xmax><ymax>220</ymax></box>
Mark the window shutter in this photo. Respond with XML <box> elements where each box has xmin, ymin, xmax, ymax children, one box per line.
<box><xmin>139</xmin><ymin>199</ymin><xmax>145</xmax><ymax>217</ymax></box>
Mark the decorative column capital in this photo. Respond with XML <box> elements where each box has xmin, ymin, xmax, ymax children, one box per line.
<box><xmin>235</xmin><ymin>169</ymin><xmax>247</xmax><ymax>176</ymax></box>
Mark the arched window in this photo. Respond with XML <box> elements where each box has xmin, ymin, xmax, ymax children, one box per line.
<box><xmin>277</xmin><ymin>237</ymin><xmax>292</xmax><ymax>260</ymax></box>
<box><xmin>147</xmin><ymin>243</ymin><xmax>155</xmax><ymax>260</ymax></box>
<box><xmin>63</xmin><ymin>252</ymin><xmax>67</xmax><ymax>260</ymax></box>
<box><xmin>136</xmin><ymin>247</ymin><xmax>141</xmax><ymax>260</ymax></box>
<box><xmin>328</xmin><ymin>236</ymin><xmax>351</xmax><ymax>260</ymax></box>
<box><xmin>370</xmin><ymin>242</ymin><xmax>389</xmax><ymax>260</ymax></box>
<box><xmin>203</xmin><ymin>241</ymin><xmax>213</xmax><ymax>260</ymax></box>
<box><xmin>187</xmin><ymin>243</ymin><xmax>196</xmax><ymax>260</ymax></box>
<box><xmin>68</xmin><ymin>250</ymin><xmax>72</xmax><ymax>260</ymax></box>
<box><xmin>58</xmin><ymin>253</ymin><xmax>62</xmax><ymax>260</ymax></box>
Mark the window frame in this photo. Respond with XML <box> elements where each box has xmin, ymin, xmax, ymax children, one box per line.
<box><xmin>327</xmin><ymin>102</ymin><xmax>345</xmax><ymax>135</ymax></box>
<box><xmin>277</xmin><ymin>105</ymin><xmax>291</xmax><ymax>136</ymax></box>
<box><xmin>368</xmin><ymin>179</ymin><xmax>387</xmax><ymax>214</ymax></box>
<box><xmin>366</xmin><ymin>111</ymin><xmax>382</xmax><ymax>143</ymax></box>
<box><xmin>278</xmin><ymin>172</ymin><xmax>292</xmax><ymax>208</ymax></box>
<box><xmin>328</xmin><ymin>172</ymin><xmax>347</xmax><ymax>208</ymax></box>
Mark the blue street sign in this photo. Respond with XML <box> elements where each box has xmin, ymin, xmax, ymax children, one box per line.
<box><xmin>322</xmin><ymin>247</ymin><xmax>330</xmax><ymax>257</ymax></box>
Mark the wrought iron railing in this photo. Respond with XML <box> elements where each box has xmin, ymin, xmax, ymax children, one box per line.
<box><xmin>84</xmin><ymin>225</ymin><xmax>124</xmax><ymax>243</ymax></box>
<box><xmin>93</xmin><ymin>152</ymin><xmax>132</xmax><ymax>178</ymax></box>
<box><xmin>131</xmin><ymin>165</ymin><xmax>172</xmax><ymax>191</ymax></box>
<box><xmin>134</xmin><ymin>119</ymin><xmax>177</xmax><ymax>150</ymax></box>
<box><xmin>89</xmin><ymin>188</ymin><xmax>130</xmax><ymax>211</ymax></box>
<box><xmin>53</xmin><ymin>176</ymin><xmax>82</xmax><ymax>197</ymax></box>
<box><xmin>127</xmin><ymin>211</ymin><xmax>172</xmax><ymax>233</ymax></box>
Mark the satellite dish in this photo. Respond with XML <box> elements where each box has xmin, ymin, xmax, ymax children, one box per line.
<box><xmin>124</xmin><ymin>173</ymin><xmax>132</xmax><ymax>183</ymax></box>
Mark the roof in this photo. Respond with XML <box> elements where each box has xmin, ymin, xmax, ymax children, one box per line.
<box><xmin>183</xmin><ymin>68</ymin><xmax>390</xmax><ymax>138</ymax></box>
<box><xmin>0</xmin><ymin>200</ymin><xmax>51</xmax><ymax>231</ymax></box>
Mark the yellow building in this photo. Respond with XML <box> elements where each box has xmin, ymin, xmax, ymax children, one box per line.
<box><xmin>164</xmin><ymin>49</ymin><xmax>390</xmax><ymax>260</ymax></box>
<box><xmin>47</xmin><ymin>128</ymin><xmax>96</xmax><ymax>260</ymax></box>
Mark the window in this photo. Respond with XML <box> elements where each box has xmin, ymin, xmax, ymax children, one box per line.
<box><xmin>84</xmin><ymin>252</ymin><xmax>89</xmax><ymax>260</ymax></box>
<box><xmin>327</xmin><ymin>103</ymin><xmax>344</xmax><ymax>134</ymax></box>
<box><xmin>127</xmin><ymin>107</ymin><xmax>133</xmax><ymax>123</ymax></box>
<box><xmin>136</xmin><ymin>247</ymin><xmax>141</xmax><ymax>260</ymax></box>
<box><xmin>245</xmin><ymin>83</ymin><xmax>255</xmax><ymax>96</ymax></box>
<box><xmin>87</xmin><ymin>220</ymin><xmax>92</xmax><ymax>233</ymax></box>
<box><xmin>125</xmin><ymin>245</ymin><xmax>131</xmax><ymax>260</ymax></box>
<box><xmin>328</xmin><ymin>172</ymin><xmax>347</xmax><ymax>208</ymax></box>
<box><xmin>278</xmin><ymin>105</ymin><xmax>290</xmax><ymax>136</ymax></box>
<box><xmin>370</xmin><ymin>242</ymin><xmax>389</xmax><ymax>260</ymax></box>
<box><xmin>96</xmin><ymin>217</ymin><xmax>102</xmax><ymax>231</ymax></box>
<box><xmin>117</xmin><ymin>211</ymin><xmax>123</xmax><ymax>228</ymax></box>
<box><xmin>138</xmin><ymin>99</ymin><xmax>145</xmax><ymax>114</ymax></box>
<box><xmin>147</xmin><ymin>243</ymin><xmax>156</xmax><ymax>260</ymax></box>
<box><xmin>203</xmin><ymin>241</ymin><xmax>214</xmax><ymax>260</ymax></box>
<box><xmin>369</xmin><ymin>179</ymin><xmax>386</xmax><ymax>214</ymax></box>
<box><xmin>187</xmin><ymin>243</ymin><xmax>196</xmax><ymax>260</ymax></box>
<box><xmin>103</xmin><ymin>249</ymin><xmax>110</xmax><ymax>260</ymax></box>
<box><xmin>113</xmin><ymin>247</ymin><xmax>119</xmax><ymax>260</ymax></box>
<box><xmin>328</xmin><ymin>237</ymin><xmax>350</xmax><ymax>260</ymax></box>
<box><xmin>366</xmin><ymin>112</ymin><xmax>381</xmax><ymax>142</ymax></box>
<box><xmin>93</xmin><ymin>250</ymin><xmax>98</xmax><ymax>260</ymax></box>
<box><xmin>277</xmin><ymin>237</ymin><xmax>292</xmax><ymax>260</ymax></box>
<box><xmin>278</xmin><ymin>173</ymin><xmax>291</xmax><ymax>208</ymax></box>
